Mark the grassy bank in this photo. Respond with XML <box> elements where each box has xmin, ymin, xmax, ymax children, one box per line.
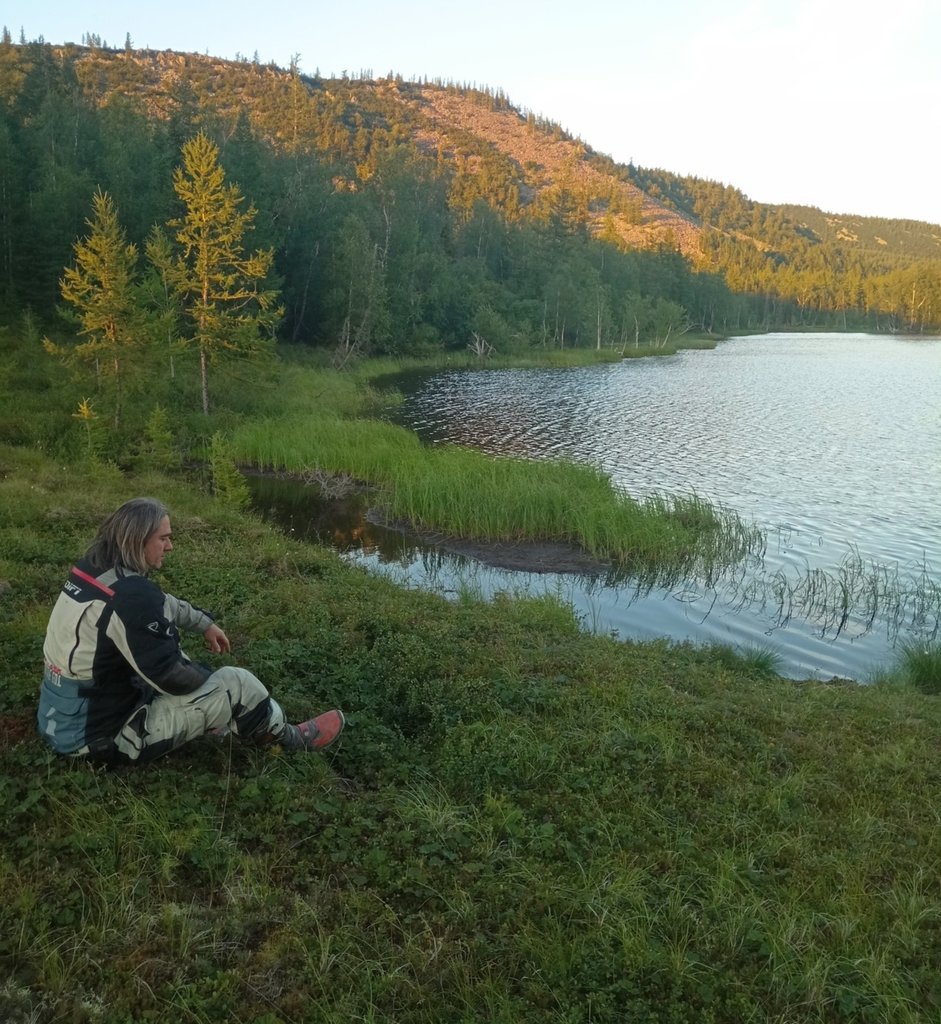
<box><xmin>233</xmin><ymin>415</ymin><xmax>760</xmax><ymax>570</ymax></box>
<box><xmin>231</xmin><ymin>344</ymin><xmax>761</xmax><ymax>579</ymax></box>
<box><xmin>3</xmin><ymin>446</ymin><xmax>941</xmax><ymax>1023</ymax></box>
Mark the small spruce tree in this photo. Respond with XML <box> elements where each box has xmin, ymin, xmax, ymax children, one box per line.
<box><xmin>209</xmin><ymin>431</ymin><xmax>250</xmax><ymax>508</ymax></box>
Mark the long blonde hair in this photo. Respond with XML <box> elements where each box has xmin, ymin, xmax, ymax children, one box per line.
<box><xmin>85</xmin><ymin>497</ymin><xmax>168</xmax><ymax>575</ymax></box>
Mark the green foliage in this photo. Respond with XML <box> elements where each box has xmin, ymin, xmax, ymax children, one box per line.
<box><xmin>208</xmin><ymin>430</ymin><xmax>250</xmax><ymax>508</ymax></box>
<box><xmin>139</xmin><ymin>225</ymin><xmax>185</xmax><ymax>380</ymax></box>
<box><xmin>4</xmin><ymin>38</ymin><xmax>939</xmax><ymax>368</ymax></box>
<box><xmin>69</xmin><ymin>395</ymin><xmax>107</xmax><ymax>465</ymax></box>
<box><xmin>168</xmin><ymin>132</ymin><xmax>283</xmax><ymax>414</ymax></box>
<box><xmin>895</xmin><ymin>640</ymin><xmax>941</xmax><ymax>694</ymax></box>
<box><xmin>137</xmin><ymin>404</ymin><xmax>181</xmax><ymax>473</ymax></box>
<box><xmin>632</xmin><ymin>166</ymin><xmax>941</xmax><ymax>332</ymax></box>
<box><xmin>704</xmin><ymin>641</ymin><xmax>785</xmax><ymax>678</ymax></box>
<box><xmin>4</xmin><ymin>450</ymin><xmax>941</xmax><ymax>1022</ymax></box>
<box><xmin>43</xmin><ymin>189</ymin><xmax>143</xmax><ymax>425</ymax></box>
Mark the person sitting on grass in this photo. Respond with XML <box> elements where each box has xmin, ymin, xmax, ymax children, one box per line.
<box><xmin>38</xmin><ymin>496</ymin><xmax>344</xmax><ymax>764</ymax></box>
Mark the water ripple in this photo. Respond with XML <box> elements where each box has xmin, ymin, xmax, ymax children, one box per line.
<box><xmin>388</xmin><ymin>334</ymin><xmax>941</xmax><ymax>679</ymax></box>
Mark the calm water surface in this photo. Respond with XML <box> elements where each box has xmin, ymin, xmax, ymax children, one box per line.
<box><xmin>256</xmin><ymin>334</ymin><xmax>941</xmax><ymax>680</ymax></box>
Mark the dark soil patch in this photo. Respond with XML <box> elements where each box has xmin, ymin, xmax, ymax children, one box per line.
<box><xmin>0</xmin><ymin>713</ymin><xmax>34</xmax><ymax>751</ymax></box>
<box><xmin>368</xmin><ymin>510</ymin><xmax>612</xmax><ymax>576</ymax></box>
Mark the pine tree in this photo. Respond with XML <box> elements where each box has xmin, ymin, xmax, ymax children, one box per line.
<box><xmin>45</xmin><ymin>189</ymin><xmax>141</xmax><ymax>425</ymax></box>
<box><xmin>167</xmin><ymin>132</ymin><xmax>282</xmax><ymax>414</ymax></box>
<box><xmin>141</xmin><ymin>226</ymin><xmax>181</xmax><ymax>379</ymax></box>
<box><xmin>209</xmin><ymin>431</ymin><xmax>250</xmax><ymax>508</ymax></box>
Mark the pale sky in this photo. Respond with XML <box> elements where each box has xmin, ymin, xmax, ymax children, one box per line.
<box><xmin>8</xmin><ymin>0</ymin><xmax>941</xmax><ymax>225</ymax></box>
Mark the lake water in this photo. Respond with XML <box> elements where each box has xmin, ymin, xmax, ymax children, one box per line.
<box><xmin>251</xmin><ymin>333</ymin><xmax>941</xmax><ymax>681</ymax></box>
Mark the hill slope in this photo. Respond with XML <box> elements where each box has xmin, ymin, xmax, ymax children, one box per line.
<box><xmin>2</xmin><ymin>40</ymin><xmax>941</xmax><ymax>336</ymax></box>
<box><xmin>29</xmin><ymin>43</ymin><xmax>941</xmax><ymax>262</ymax></box>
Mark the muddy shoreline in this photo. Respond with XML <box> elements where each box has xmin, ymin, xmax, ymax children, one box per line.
<box><xmin>243</xmin><ymin>467</ymin><xmax>611</xmax><ymax>576</ymax></box>
<box><xmin>365</xmin><ymin>510</ymin><xmax>613</xmax><ymax>576</ymax></box>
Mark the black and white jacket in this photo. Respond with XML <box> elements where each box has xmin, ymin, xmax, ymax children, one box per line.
<box><xmin>39</xmin><ymin>558</ymin><xmax>216</xmax><ymax>754</ymax></box>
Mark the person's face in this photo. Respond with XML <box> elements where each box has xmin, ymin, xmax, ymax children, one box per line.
<box><xmin>143</xmin><ymin>515</ymin><xmax>173</xmax><ymax>570</ymax></box>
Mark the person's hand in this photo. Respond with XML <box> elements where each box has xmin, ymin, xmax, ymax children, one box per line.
<box><xmin>203</xmin><ymin>623</ymin><xmax>231</xmax><ymax>653</ymax></box>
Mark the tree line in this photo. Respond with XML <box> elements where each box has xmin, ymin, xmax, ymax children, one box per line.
<box><xmin>2</xmin><ymin>34</ymin><xmax>939</xmax><ymax>404</ymax></box>
<box><xmin>0</xmin><ymin>37</ymin><xmax>770</xmax><ymax>368</ymax></box>
<box><xmin>626</xmin><ymin>167</ymin><xmax>941</xmax><ymax>333</ymax></box>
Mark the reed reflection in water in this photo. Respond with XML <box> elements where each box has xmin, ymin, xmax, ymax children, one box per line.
<box><xmin>250</xmin><ymin>333</ymin><xmax>941</xmax><ymax>680</ymax></box>
<box><xmin>248</xmin><ymin>480</ymin><xmax>940</xmax><ymax>683</ymax></box>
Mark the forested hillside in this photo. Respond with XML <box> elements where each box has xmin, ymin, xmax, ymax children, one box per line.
<box><xmin>630</xmin><ymin>167</ymin><xmax>941</xmax><ymax>331</ymax></box>
<box><xmin>2</xmin><ymin>34</ymin><xmax>940</xmax><ymax>357</ymax></box>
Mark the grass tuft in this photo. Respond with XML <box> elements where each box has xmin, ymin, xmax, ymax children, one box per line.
<box><xmin>896</xmin><ymin>640</ymin><xmax>941</xmax><ymax>694</ymax></box>
<box><xmin>705</xmin><ymin>641</ymin><xmax>785</xmax><ymax>678</ymax></box>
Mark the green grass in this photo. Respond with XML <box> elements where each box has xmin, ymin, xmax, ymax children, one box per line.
<box><xmin>231</xmin><ymin>357</ymin><xmax>763</xmax><ymax>580</ymax></box>
<box><xmin>874</xmin><ymin>640</ymin><xmax>941</xmax><ymax>694</ymax></box>
<box><xmin>898</xmin><ymin>641</ymin><xmax>941</xmax><ymax>693</ymax></box>
<box><xmin>704</xmin><ymin>641</ymin><xmax>785</xmax><ymax>678</ymax></box>
<box><xmin>4</xmin><ymin>448</ymin><xmax>941</xmax><ymax>1022</ymax></box>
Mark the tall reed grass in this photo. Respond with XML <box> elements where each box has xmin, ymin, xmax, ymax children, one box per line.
<box><xmin>232</xmin><ymin>410</ymin><xmax>763</xmax><ymax>579</ymax></box>
<box><xmin>729</xmin><ymin>549</ymin><xmax>941</xmax><ymax>646</ymax></box>
<box><xmin>235</xmin><ymin>359</ymin><xmax>941</xmax><ymax>650</ymax></box>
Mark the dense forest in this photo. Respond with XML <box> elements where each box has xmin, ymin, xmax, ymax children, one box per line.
<box><xmin>627</xmin><ymin>166</ymin><xmax>941</xmax><ymax>331</ymax></box>
<box><xmin>2</xmin><ymin>33</ymin><xmax>940</xmax><ymax>366</ymax></box>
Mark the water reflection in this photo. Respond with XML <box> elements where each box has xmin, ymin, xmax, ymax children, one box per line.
<box><xmin>248</xmin><ymin>472</ymin><xmax>940</xmax><ymax>683</ymax></box>
<box><xmin>251</xmin><ymin>334</ymin><xmax>941</xmax><ymax>681</ymax></box>
<box><xmin>246</xmin><ymin>474</ymin><xmax>415</xmax><ymax>561</ymax></box>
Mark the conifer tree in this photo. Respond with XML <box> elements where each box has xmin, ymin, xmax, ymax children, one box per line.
<box><xmin>141</xmin><ymin>226</ymin><xmax>181</xmax><ymax>380</ymax></box>
<box><xmin>167</xmin><ymin>132</ymin><xmax>282</xmax><ymax>414</ymax></box>
<box><xmin>45</xmin><ymin>189</ymin><xmax>141</xmax><ymax>425</ymax></box>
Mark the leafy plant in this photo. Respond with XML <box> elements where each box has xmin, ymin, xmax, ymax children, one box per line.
<box><xmin>208</xmin><ymin>431</ymin><xmax>251</xmax><ymax>509</ymax></box>
<box><xmin>70</xmin><ymin>396</ymin><xmax>106</xmax><ymax>465</ymax></box>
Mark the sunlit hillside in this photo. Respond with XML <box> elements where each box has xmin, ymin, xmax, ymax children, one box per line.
<box><xmin>2</xmin><ymin>37</ymin><xmax>940</xmax><ymax>336</ymax></box>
